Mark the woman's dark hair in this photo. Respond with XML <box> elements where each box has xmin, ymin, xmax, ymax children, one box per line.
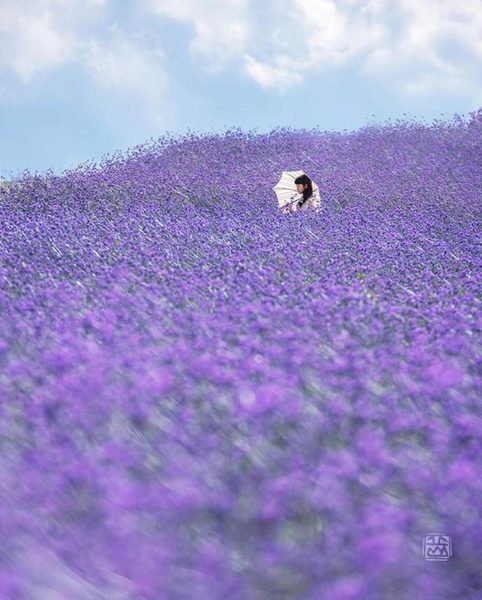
<box><xmin>294</xmin><ymin>174</ymin><xmax>313</xmax><ymax>207</ymax></box>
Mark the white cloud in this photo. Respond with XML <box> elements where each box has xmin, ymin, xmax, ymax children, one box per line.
<box><xmin>145</xmin><ymin>0</ymin><xmax>482</xmax><ymax>100</ymax></box>
<box><xmin>0</xmin><ymin>2</ymin><xmax>75</xmax><ymax>82</ymax></box>
<box><xmin>358</xmin><ymin>0</ymin><xmax>482</xmax><ymax>97</ymax></box>
<box><xmin>145</xmin><ymin>0</ymin><xmax>250</xmax><ymax>73</ymax></box>
<box><xmin>1</xmin><ymin>0</ymin><xmax>481</xmax><ymax>103</ymax></box>
<box><xmin>144</xmin><ymin>0</ymin><xmax>389</xmax><ymax>92</ymax></box>
<box><xmin>244</xmin><ymin>54</ymin><xmax>303</xmax><ymax>95</ymax></box>
<box><xmin>0</xmin><ymin>0</ymin><xmax>108</xmax><ymax>82</ymax></box>
<box><xmin>243</xmin><ymin>0</ymin><xmax>388</xmax><ymax>92</ymax></box>
<box><xmin>0</xmin><ymin>1</ymin><xmax>172</xmax><ymax>127</ymax></box>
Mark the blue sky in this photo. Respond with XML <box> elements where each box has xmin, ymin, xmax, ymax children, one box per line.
<box><xmin>1</xmin><ymin>0</ymin><xmax>481</xmax><ymax>180</ymax></box>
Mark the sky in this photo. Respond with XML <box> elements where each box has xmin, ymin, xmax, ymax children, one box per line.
<box><xmin>1</xmin><ymin>0</ymin><xmax>481</xmax><ymax>180</ymax></box>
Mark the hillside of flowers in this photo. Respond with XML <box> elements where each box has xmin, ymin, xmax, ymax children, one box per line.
<box><xmin>0</xmin><ymin>110</ymin><xmax>481</xmax><ymax>599</ymax></box>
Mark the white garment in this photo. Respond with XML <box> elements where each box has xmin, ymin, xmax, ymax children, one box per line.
<box><xmin>282</xmin><ymin>189</ymin><xmax>321</xmax><ymax>213</ymax></box>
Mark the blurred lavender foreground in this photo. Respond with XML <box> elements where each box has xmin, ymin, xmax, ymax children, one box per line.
<box><xmin>0</xmin><ymin>111</ymin><xmax>481</xmax><ymax>600</ymax></box>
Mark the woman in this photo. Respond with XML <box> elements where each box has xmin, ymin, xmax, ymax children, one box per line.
<box><xmin>282</xmin><ymin>174</ymin><xmax>321</xmax><ymax>213</ymax></box>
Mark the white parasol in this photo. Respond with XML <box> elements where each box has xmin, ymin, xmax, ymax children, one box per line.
<box><xmin>273</xmin><ymin>170</ymin><xmax>320</xmax><ymax>213</ymax></box>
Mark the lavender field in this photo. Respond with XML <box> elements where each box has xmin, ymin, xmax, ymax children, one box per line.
<box><xmin>0</xmin><ymin>111</ymin><xmax>481</xmax><ymax>599</ymax></box>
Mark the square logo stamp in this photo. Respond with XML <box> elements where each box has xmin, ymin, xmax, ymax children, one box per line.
<box><xmin>423</xmin><ymin>534</ymin><xmax>452</xmax><ymax>561</ymax></box>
